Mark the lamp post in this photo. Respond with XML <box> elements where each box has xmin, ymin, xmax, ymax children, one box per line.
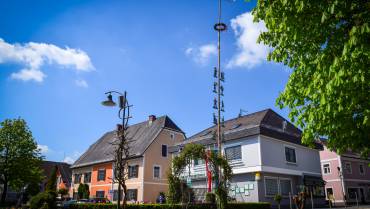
<box><xmin>337</xmin><ymin>166</ymin><xmax>346</xmax><ymax>208</ymax></box>
<box><xmin>102</xmin><ymin>90</ymin><xmax>132</xmax><ymax>209</ymax></box>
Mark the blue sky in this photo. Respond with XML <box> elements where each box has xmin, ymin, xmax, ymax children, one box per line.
<box><xmin>0</xmin><ymin>0</ymin><xmax>291</xmax><ymax>163</ymax></box>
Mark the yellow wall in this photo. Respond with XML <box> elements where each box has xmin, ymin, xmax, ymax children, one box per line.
<box><xmin>142</xmin><ymin>129</ymin><xmax>184</xmax><ymax>202</ymax></box>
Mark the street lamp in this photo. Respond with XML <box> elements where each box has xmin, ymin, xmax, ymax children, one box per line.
<box><xmin>337</xmin><ymin>166</ymin><xmax>347</xmax><ymax>208</ymax></box>
<box><xmin>102</xmin><ymin>90</ymin><xmax>131</xmax><ymax>209</ymax></box>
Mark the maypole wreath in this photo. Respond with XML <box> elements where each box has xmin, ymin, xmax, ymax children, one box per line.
<box><xmin>168</xmin><ymin>143</ymin><xmax>232</xmax><ymax>209</ymax></box>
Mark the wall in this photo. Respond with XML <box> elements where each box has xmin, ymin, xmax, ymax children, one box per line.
<box><xmin>90</xmin><ymin>162</ymin><xmax>113</xmax><ymax>199</ymax></box>
<box><xmin>260</xmin><ymin>135</ymin><xmax>321</xmax><ymax>176</ymax></box>
<box><xmin>143</xmin><ymin>128</ymin><xmax>184</xmax><ymax>202</ymax></box>
<box><xmin>70</xmin><ymin>166</ymin><xmax>93</xmax><ymax>197</ymax></box>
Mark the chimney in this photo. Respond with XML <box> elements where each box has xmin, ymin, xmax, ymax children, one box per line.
<box><xmin>282</xmin><ymin>120</ymin><xmax>287</xmax><ymax>132</ymax></box>
<box><xmin>148</xmin><ymin>115</ymin><xmax>156</xmax><ymax>125</ymax></box>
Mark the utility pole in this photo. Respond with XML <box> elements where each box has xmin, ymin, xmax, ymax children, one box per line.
<box><xmin>213</xmin><ymin>0</ymin><xmax>227</xmax><ymax>186</ymax></box>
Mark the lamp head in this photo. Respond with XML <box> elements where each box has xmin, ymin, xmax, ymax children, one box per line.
<box><xmin>101</xmin><ymin>93</ymin><xmax>116</xmax><ymax>107</ymax></box>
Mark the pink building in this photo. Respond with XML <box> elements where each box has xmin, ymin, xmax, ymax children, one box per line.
<box><xmin>319</xmin><ymin>143</ymin><xmax>370</xmax><ymax>205</ymax></box>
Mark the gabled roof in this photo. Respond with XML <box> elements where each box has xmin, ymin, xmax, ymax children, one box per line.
<box><xmin>41</xmin><ymin>161</ymin><xmax>71</xmax><ymax>187</ymax></box>
<box><xmin>72</xmin><ymin>116</ymin><xmax>183</xmax><ymax>168</ymax></box>
<box><xmin>170</xmin><ymin>109</ymin><xmax>321</xmax><ymax>152</ymax></box>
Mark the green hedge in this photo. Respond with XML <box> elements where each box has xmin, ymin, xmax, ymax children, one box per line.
<box><xmin>69</xmin><ymin>202</ymin><xmax>271</xmax><ymax>209</ymax></box>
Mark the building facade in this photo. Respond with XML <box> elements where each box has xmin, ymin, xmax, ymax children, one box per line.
<box><xmin>70</xmin><ymin>115</ymin><xmax>185</xmax><ymax>203</ymax></box>
<box><xmin>320</xmin><ymin>144</ymin><xmax>370</xmax><ymax>205</ymax></box>
<box><xmin>41</xmin><ymin>161</ymin><xmax>72</xmax><ymax>193</ymax></box>
<box><xmin>170</xmin><ymin>109</ymin><xmax>326</xmax><ymax>207</ymax></box>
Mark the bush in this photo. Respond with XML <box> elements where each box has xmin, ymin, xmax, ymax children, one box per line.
<box><xmin>29</xmin><ymin>166</ymin><xmax>58</xmax><ymax>209</ymax></box>
<box><xmin>29</xmin><ymin>192</ymin><xmax>56</xmax><ymax>209</ymax></box>
<box><xmin>69</xmin><ymin>202</ymin><xmax>271</xmax><ymax>209</ymax></box>
<box><xmin>205</xmin><ymin>193</ymin><xmax>216</xmax><ymax>204</ymax></box>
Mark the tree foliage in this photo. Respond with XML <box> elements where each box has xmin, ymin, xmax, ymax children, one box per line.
<box><xmin>169</xmin><ymin>144</ymin><xmax>232</xmax><ymax>209</ymax></box>
<box><xmin>77</xmin><ymin>183</ymin><xmax>90</xmax><ymax>199</ymax></box>
<box><xmin>0</xmin><ymin>118</ymin><xmax>43</xmax><ymax>203</ymax></box>
<box><xmin>253</xmin><ymin>0</ymin><xmax>370</xmax><ymax>156</ymax></box>
<box><xmin>30</xmin><ymin>167</ymin><xmax>57</xmax><ymax>209</ymax></box>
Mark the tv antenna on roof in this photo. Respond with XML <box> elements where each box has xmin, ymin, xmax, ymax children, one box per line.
<box><xmin>238</xmin><ymin>109</ymin><xmax>248</xmax><ymax>117</ymax></box>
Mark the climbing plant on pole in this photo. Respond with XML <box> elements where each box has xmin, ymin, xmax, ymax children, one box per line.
<box><xmin>169</xmin><ymin>143</ymin><xmax>232</xmax><ymax>209</ymax></box>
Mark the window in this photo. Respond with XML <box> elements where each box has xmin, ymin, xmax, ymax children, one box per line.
<box><xmin>344</xmin><ymin>162</ymin><xmax>352</xmax><ymax>174</ymax></box>
<box><xmin>265</xmin><ymin>177</ymin><xmax>279</xmax><ymax>196</ymax></box>
<box><xmin>194</xmin><ymin>158</ymin><xmax>205</xmax><ymax>166</ymax></box>
<box><xmin>348</xmin><ymin>188</ymin><xmax>358</xmax><ymax>199</ymax></box>
<box><xmin>280</xmin><ymin>179</ymin><xmax>292</xmax><ymax>196</ymax></box>
<box><xmin>127</xmin><ymin>189</ymin><xmax>137</xmax><ymax>201</ymax></box>
<box><xmin>162</xmin><ymin>145</ymin><xmax>167</xmax><ymax>157</ymax></box>
<box><xmin>97</xmin><ymin>169</ymin><xmax>106</xmax><ymax>181</ymax></box>
<box><xmin>170</xmin><ymin>133</ymin><xmax>175</xmax><ymax>140</ymax></box>
<box><xmin>359</xmin><ymin>164</ymin><xmax>365</xmax><ymax>175</ymax></box>
<box><xmin>326</xmin><ymin>188</ymin><xmax>334</xmax><ymax>199</ymax></box>
<box><xmin>128</xmin><ymin>165</ymin><xmax>139</xmax><ymax>178</ymax></box>
<box><xmin>113</xmin><ymin>190</ymin><xmax>123</xmax><ymax>201</ymax></box>
<box><xmin>96</xmin><ymin>191</ymin><xmax>105</xmax><ymax>198</ymax></box>
<box><xmin>74</xmin><ymin>174</ymin><xmax>81</xmax><ymax>184</ymax></box>
<box><xmin>84</xmin><ymin>172</ymin><xmax>91</xmax><ymax>183</ymax></box>
<box><xmin>285</xmin><ymin>147</ymin><xmax>296</xmax><ymax>163</ymax></box>
<box><xmin>225</xmin><ymin>145</ymin><xmax>242</xmax><ymax>161</ymax></box>
<box><xmin>323</xmin><ymin>163</ymin><xmax>331</xmax><ymax>174</ymax></box>
<box><xmin>154</xmin><ymin>166</ymin><xmax>160</xmax><ymax>179</ymax></box>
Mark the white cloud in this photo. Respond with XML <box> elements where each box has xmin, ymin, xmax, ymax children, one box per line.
<box><xmin>227</xmin><ymin>12</ymin><xmax>269</xmax><ymax>69</ymax></box>
<box><xmin>63</xmin><ymin>151</ymin><xmax>81</xmax><ymax>164</ymax></box>
<box><xmin>0</xmin><ymin>38</ymin><xmax>94</xmax><ymax>82</ymax></box>
<box><xmin>63</xmin><ymin>156</ymin><xmax>75</xmax><ymax>164</ymax></box>
<box><xmin>37</xmin><ymin>144</ymin><xmax>49</xmax><ymax>154</ymax></box>
<box><xmin>185</xmin><ymin>43</ymin><xmax>217</xmax><ymax>65</ymax></box>
<box><xmin>75</xmin><ymin>79</ymin><xmax>88</xmax><ymax>88</ymax></box>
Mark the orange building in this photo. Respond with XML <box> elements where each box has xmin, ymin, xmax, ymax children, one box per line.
<box><xmin>41</xmin><ymin>161</ymin><xmax>72</xmax><ymax>193</ymax></box>
<box><xmin>70</xmin><ymin>115</ymin><xmax>184</xmax><ymax>203</ymax></box>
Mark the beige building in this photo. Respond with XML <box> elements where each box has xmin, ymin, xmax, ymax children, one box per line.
<box><xmin>70</xmin><ymin>115</ymin><xmax>185</xmax><ymax>203</ymax></box>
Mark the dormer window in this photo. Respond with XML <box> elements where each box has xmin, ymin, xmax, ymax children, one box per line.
<box><xmin>231</xmin><ymin>123</ymin><xmax>241</xmax><ymax>130</ymax></box>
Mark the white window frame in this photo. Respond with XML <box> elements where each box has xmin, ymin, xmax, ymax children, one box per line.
<box><xmin>359</xmin><ymin>163</ymin><xmax>365</xmax><ymax>175</ymax></box>
<box><xmin>279</xmin><ymin>177</ymin><xmax>293</xmax><ymax>197</ymax></box>
<box><xmin>153</xmin><ymin>165</ymin><xmax>161</xmax><ymax>179</ymax></box>
<box><xmin>224</xmin><ymin>145</ymin><xmax>242</xmax><ymax>161</ymax></box>
<box><xmin>128</xmin><ymin>164</ymin><xmax>139</xmax><ymax>179</ymax></box>
<box><xmin>284</xmin><ymin>145</ymin><xmax>297</xmax><ymax>164</ymax></box>
<box><xmin>170</xmin><ymin>133</ymin><xmax>175</xmax><ymax>140</ymax></box>
<box><xmin>96</xmin><ymin>190</ymin><xmax>105</xmax><ymax>198</ymax></box>
<box><xmin>264</xmin><ymin>176</ymin><xmax>279</xmax><ymax>197</ymax></box>
<box><xmin>325</xmin><ymin>187</ymin><xmax>335</xmax><ymax>200</ymax></box>
<box><xmin>97</xmin><ymin>168</ymin><xmax>106</xmax><ymax>181</ymax></box>
<box><xmin>322</xmin><ymin>163</ymin><xmax>331</xmax><ymax>175</ymax></box>
<box><xmin>344</xmin><ymin>162</ymin><xmax>352</xmax><ymax>174</ymax></box>
<box><xmin>161</xmin><ymin>144</ymin><xmax>168</xmax><ymax>158</ymax></box>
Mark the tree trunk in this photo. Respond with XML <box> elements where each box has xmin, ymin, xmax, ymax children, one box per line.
<box><xmin>117</xmin><ymin>184</ymin><xmax>121</xmax><ymax>209</ymax></box>
<box><xmin>122</xmin><ymin>183</ymin><xmax>127</xmax><ymax>209</ymax></box>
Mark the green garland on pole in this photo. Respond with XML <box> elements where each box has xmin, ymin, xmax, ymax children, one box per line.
<box><xmin>168</xmin><ymin>144</ymin><xmax>232</xmax><ymax>209</ymax></box>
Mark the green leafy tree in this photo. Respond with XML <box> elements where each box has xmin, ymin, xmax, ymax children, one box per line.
<box><xmin>30</xmin><ymin>166</ymin><xmax>57</xmax><ymax>209</ymax></box>
<box><xmin>77</xmin><ymin>183</ymin><xmax>89</xmax><ymax>199</ymax></box>
<box><xmin>253</xmin><ymin>0</ymin><xmax>370</xmax><ymax>156</ymax></box>
<box><xmin>0</xmin><ymin>118</ymin><xmax>43</xmax><ymax>203</ymax></box>
<box><xmin>58</xmin><ymin>188</ymin><xmax>68</xmax><ymax>197</ymax></box>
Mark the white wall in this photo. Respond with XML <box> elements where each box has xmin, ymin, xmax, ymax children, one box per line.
<box><xmin>260</xmin><ymin>135</ymin><xmax>321</xmax><ymax>176</ymax></box>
